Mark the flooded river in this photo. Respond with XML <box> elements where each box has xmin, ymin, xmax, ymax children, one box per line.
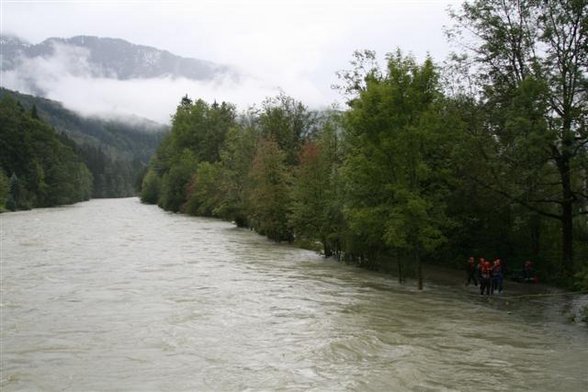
<box><xmin>1</xmin><ymin>198</ymin><xmax>587</xmax><ymax>391</ymax></box>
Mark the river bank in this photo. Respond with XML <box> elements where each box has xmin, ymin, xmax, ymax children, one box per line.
<box><xmin>403</xmin><ymin>262</ymin><xmax>588</xmax><ymax>326</ymax></box>
<box><xmin>3</xmin><ymin>198</ymin><xmax>587</xmax><ymax>391</ymax></box>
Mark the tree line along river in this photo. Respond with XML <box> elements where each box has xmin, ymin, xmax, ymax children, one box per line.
<box><xmin>1</xmin><ymin>198</ymin><xmax>587</xmax><ymax>391</ymax></box>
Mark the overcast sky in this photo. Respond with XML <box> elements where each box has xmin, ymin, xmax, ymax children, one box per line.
<box><xmin>1</xmin><ymin>0</ymin><xmax>463</xmax><ymax>123</ymax></box>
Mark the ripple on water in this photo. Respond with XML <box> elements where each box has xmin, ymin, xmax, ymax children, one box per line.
<box><xmin>2</xmin><ymin>198</ymin><xmax>587</xmax><ymax>391</ymax></box>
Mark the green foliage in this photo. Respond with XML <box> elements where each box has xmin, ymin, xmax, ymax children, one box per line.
<box><xmin>170</xmin><ymin>98</ymin><xmax>236</xmax><ymax>163</ymax></box>
<box><xmin>141</xmin><ymin>96</ymin><xmax>237</xmax><ymax>213</ymax></box>
<box><xmin>183</xmin><ymin>161</ymin><xmax>223</xmax><ymax>216</ymax></box>
<box><xmin>289</xmin><ymin>117</ymin><xmax>342</xmax><ymax>256</ymax></box>
<box><xmin>0</xmin><ymin>96</ymin><xmax>93</xmax><ymax>209</ymax></box>
<box><xmin>247</xmin><ymin>137</ymin><xmax>293</xmax><ymax>242</ymax></box>
<box><xmin>575</xmin><ymin>265</ymin><xmax>588</xmax><ymax>291</ymax></box>
<box><xmin>448</xmin><ymin>0</ymin><xmax>588</xmax><ymax>281</ymax></box>
<box><xmin>342</xmin><ymin>51</ymin><xmax>455</xmax><ymax>285</ymax></box>
<box><xmin>0</xmin><ymin>88</ymin><xmax>165</xmax><ymax>198</ymax></box>
<box><xmin>6</xmin><ymin>173</ymin><xmax>21</xmax><ymax>211</ymax></box>
<box><xmin>0</xmin><ymin>170</ymin><xmax>8</xmax><ymax>211</ymax></box>
<box><xmin>140</xmin><ymin>169</ymin><xmax>161</xmax><ymax>204</ymax></box>
<box><xmin>159</xmin><ymin>150</ymin><xmax>199</xmax><ymax>212</ymax></box>
<box><xmin>144</xmin><ymin>94</ymin><xmax>314</xmax><ymax>240</ymax></box>
<box><xmin>213</xmin><ymin>125</ymin><xmax>258</xmax><ymax>227</ymax></box>
<box><xmin>142</xmin><ymin>26</ymin><xmax>586</xmax><ymax>289</ymax></box>
<box><xmin>258</xmin><ymin>93</ymin><xmax>317</xmax><ymax>165</ymax></box>
<box><xmin>79</xmin><ymin>143</ymin><xmax>142</xmax><ymax>198</ymax></box>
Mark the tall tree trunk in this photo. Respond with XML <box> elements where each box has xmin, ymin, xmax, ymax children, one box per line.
<box><xmin>321</xmin><ymin>237</ymin><xmax>332</xmax><ymax>258</ymax></box>
<box><xmin>416</xmin><ymin>244</ymin><xmax>423</xmax><ymax>290</ymax></box>
<box><xmin>529</xmin><ymin>213</ymin><xmax>541</xmax><ymax>258</ymax></box>
<box><xmin>558</xmin><ymin>145</ymin><xmax>575</xmax><ymax>280</ymax></box>
<box><xmin>561</xmin><ymin>195</ymin><xmax>574</xmax><ymax>280</ymax></box>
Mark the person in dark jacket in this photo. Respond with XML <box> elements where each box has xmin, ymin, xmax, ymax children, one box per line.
<box><xmin>491</xmin><ymin>258</ymin><xmax>504</xmax><ymax>294</ymax></box>
<box><xmin>466</xmin><ymin>256</ymin><xmax>478</xmax><ymax>286</ymax></box>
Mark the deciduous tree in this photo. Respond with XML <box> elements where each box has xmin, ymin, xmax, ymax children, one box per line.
<box><xmin>343</xmin><ymin>51</ymin><xmax>454</xmax><ymax>289</ymax></box>
<box><xmin>448</xmin><ymin>0</ymin><xmax>588</xmax><ymax>280</ymax></box>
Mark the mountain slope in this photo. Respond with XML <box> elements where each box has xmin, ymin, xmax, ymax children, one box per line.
<box><xmin>0</xmin><ymin>95</ymin><xmax>93</xmax><ymax>209</ymax></box>
<box><xmin>0</xmin><ymin>87</ymin><xmax>166</xmax><ymax>162</ymax></box>
<box><xmin>1</xmin><ymin>34</ymin><xmax>235</xmax><ymax>81</ymax></box>
<box><xmin>0</xmin><ymin>88</ymin><xmax>168</xmax><ymax>198</ymax></box>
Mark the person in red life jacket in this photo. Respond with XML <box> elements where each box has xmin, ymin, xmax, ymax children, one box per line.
<box><xmin>479</xmin><ymin>258</ymin><xmax>492</xmax><ymax>295</ymax></box>
<box><xmin>466</xmin><ymin>256</ymin><xmax>478</xmax><ymax>286</ymax></box>
<box><xmin>476</xmin><ymin>258</ymin><xmax>484</xmax><ymax>282</ymax></box>
<box><xmin>491</xmin><ymin>258</ymin><xmax>504</xmax><ymax>294</ymax></box>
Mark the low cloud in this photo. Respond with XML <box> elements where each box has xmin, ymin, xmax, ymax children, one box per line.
<box><xmin>1</xmin><ymin>41</ymin><xmax>338</xmax><ymax>124</ymax></box>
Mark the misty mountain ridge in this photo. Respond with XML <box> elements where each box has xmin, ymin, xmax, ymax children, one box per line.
<box><xmin>1</xmin><ymin>34</ymin><xmax>237</xmax><ymax>82</ymax></box>
<box><xmin>0</xmin><ymin>87</ymin><xmax>167</xmax><ymax>163</ymax></box>
<box><xmin>1</xmin><ymin>33</ymin><xmax>299</xmax><ymax>124</ymax></box>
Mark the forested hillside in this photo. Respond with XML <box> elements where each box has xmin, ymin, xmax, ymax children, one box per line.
<box><xmin>140</xmin><ymin>0</ymin><xmax>587</xmax><ymax>289</ymax></box>
<box><xmin>0</xmin><ymin>96</ymin><xmax>92</xmax><ymax>209</ymax></box>
<box><xmin>0</xmin><ymin>88</ymin><xmax>167</xmax><ymax>198</ymax></box>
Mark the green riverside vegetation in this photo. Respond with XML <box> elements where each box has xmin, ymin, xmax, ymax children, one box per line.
<box><xmin>0</xmin><ymin>88</ymin><xmax>166</xmax><ymax>199</ymax></box>
<box><xmin>0</xmin><ymin>96</ymin><xmax>93</xmax><ymax>210</ymax></box>
<box><xmin>141</xmin><ymin>0</ymin><xmax>587</xmax><ymax>290</ymax></box>
<box><xmin>0</xmin><ymin>89</ymin><xmax>165</xmax><ymax>210</ymax></box>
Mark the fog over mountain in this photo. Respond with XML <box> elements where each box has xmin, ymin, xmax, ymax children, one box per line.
<box><xmin>1</xmin><ymin>34</ymin><xmax>313</xmax><ymax>123</ymax></box>
<box><xmin>2</xmin><ymin>35</ymin><xmax>235</xmax><ymax>81</ymax></box>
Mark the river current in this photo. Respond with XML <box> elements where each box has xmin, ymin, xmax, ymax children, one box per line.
<box><xmin>1</xmin><ymin>198</ymin><xmax>586</xmax><ymax>391</ymax></box>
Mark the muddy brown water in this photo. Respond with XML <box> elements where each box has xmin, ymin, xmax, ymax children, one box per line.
<box><xmin>1</xmin><ymin>198</ymin><xmax>587</xmax><ymax>391</ymax></box>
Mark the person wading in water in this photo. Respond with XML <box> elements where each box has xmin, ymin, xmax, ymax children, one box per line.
<box><xmin>479</xmin><ymin>258</ymin><xmax>492</xmax><ymax>296</ymax></box>
<box><xmin>491</xmin><ymin>258</ymin><xmax>504</xmax><ymax>294</ymax></box>
<box><xmin>466</xmin><ymin>256</ymin><xmax>478</xmax><ymax>286</ymax></box>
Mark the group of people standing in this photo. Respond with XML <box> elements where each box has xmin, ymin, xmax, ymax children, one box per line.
<box><xmin>466</xmin><ymin>256</ymin><xmax>506</xmax><ymax>295</ymax></box>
